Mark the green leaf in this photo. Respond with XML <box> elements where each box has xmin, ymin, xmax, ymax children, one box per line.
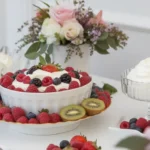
<box><xmin>25</xmin><ymin>42</ymin><xmax>40</xmax><ymax>59</ymax></box>
<box><xmin>96</xmin><ymin>40</ymin><xmax>109</xmax><ymax>50</ymax></box>
<box><xmin>98</xmin><ymin>32</ymin><xmax>108</xmax><ymax>41</ymax></box>
<box><xmin>103</xmin><ymin>83</ymin><xmax>117</xmax><ymax>95</ymax></box>
<box><xmin>116</xmin><ymin>136</ymin><xmax>150</xmax><ymax>150</ymax></box>
<box><xmin>39</xmin><ymin>55</ymin><xmax>46</xmax><ymax>65</ymax></box>
<box><xmin>45</xmin><ymin>53</ymin><xmax>51</xmax><ymax>64</ymax></box>
<box><xmin>47</xmin><ymin>44</ymin><xmax>53</xmax><ymax>54</ymax></box>
<box><xmin>39</xmin><ymin>43</ymin><xmax>48</xmax><ymax>55</ymax></box>
<box><xmin>107</xmin><ymin>36</ymin><xmax>117</xmax><ymax>50</ymax></box>
<box><xmin>95</xmin><ymin>45</ymin><xmax>109</xmax><ymax>54</ymax></box>
<box><xmin>40</xmin><ymin>1</ymin><xmax>50</xmax><ymax>7</ymax></box>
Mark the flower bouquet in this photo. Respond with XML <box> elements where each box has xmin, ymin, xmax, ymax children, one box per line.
<box><xmin>16</xmin><ymin>0</ymin><xmax>128</xmax><ymax>69</ymax></box>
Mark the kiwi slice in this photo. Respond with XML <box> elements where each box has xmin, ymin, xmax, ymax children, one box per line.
<box><xmin>81</xmin><ymin>98</ymin><xmax>105</xmax><ymax>116</ymax></box>
<box><xmin>60</xmin><ymin>105</ymin><xmax>86</xmax><ymax>121</ymax></box>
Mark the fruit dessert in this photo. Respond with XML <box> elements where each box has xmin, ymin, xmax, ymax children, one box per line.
<box><xmin>46</xmin><ymin>135</ymin><xmax>101</xmax><ymax>150</ymax></box>
<box><xmin>120</xmin><ymin>117</ymin><xmax>150</xmax><ymax>133</ymax></box>
<box><xmin>0</xmin><ymin>64</ymin><xmax>92</xmax><ymax>93</ymax></box>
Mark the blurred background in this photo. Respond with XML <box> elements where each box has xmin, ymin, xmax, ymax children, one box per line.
<box><xmin>0</xmin><ymin>0</ymin><xmax>150</xmax><ymax>80</ymax></box>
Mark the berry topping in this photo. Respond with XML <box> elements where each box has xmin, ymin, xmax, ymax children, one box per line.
<box><xmin>30</xmin><ymin>78</ymin><xmax>42</xmax><ymax>87</ymax></box>
<box><xmin>16</xmin><ymin>73</ymin><xmax>25</xmax><ymax>82</ymax></box>
<box><xmin>42</xmin><ymin>76</ymin><xmax>53</xmax><ymax>86</ymax></box>
<box><xmin>135</xmin><ymin>127</ymin><xmax>143</xmax><ymax>133</ymax></box>
<box><xmin>0</xmin><ymin>107</ymin><xmax>11</xmax><ymax>116</ymax></box>
<box><xmin>1</xmin><ymin>75</ymin><xmax>13</xmax><ymax>88</ymax></box>
<box><xmin>50</xmin><ymin>113</ymin><xmax>61</xmax><ymax>123</ymax></box>
<box><xmin>26</xmin><ymin>84</ymin><xmax>39</xmax><ymax>93</ymax></box>
<box><xmin>58</xmin><ymin>88</ymin><xmax>67</xmax><ymax>92</ymax></box>
<box><xmin>17</xmin><ymin>116</ymin><xmax>28</xmax><ymax>124</ymax></box>
<box><xmin>70</xmin><ymin>135</ymin><xmax>87</xmax><ymax>145</ymax></box>
<box><xmin>80</xmin><ymin>72</ymin><xmax>89</xmax><ymax>77</ymax></box>
<box><xmin>68</xmin><ymin>71</ymin><xmax>76</xmax><ymax>78</ymax></box>
<box><xmin>42</xmin><ymin>64</ymin><xmax>59</xmax><ymax>73</ymax></box>
<box><xmin>7</xmin><ymin>85</ymin><xmax>15</xmax><ymax>90</ymax></box>
<box><xmin>80</xmin><ymin>76</ymin><xmax>91</xmax><ymax>86</ymax></box>
<box><xmin>129</xmin><ymin>123</ymin><xmax>137</xmax><ymax>129</ymax></box>
<box><xmin>15</xmin><ymin>88</ymin><xmax>24</xmax><ymax>92</ymax></box>
<box><xmin>69</xmin><ymin>81</ymin><xmax>80</xmax><ymax>89</ymax></box>
<box><xmin>27</xmin><ymin>112</ymin><xmax>36</xmax><ymax>119</ymax></box>
<box><xmin>46</xmin><ymin>144</ymin><xmax>59</xmax><ymax>150</ymax></box>
<box><xmin>53</xmin><ymin>78</ymin><xmax>61</xmax><ymax>85</ymax></box>
<box><xmin>37</xmin><ymin>112</ymin><xmax>51</xmax><ymax>124</ymax></box>
<box><xmin>129</xmin><ymin>118</ymin><xmax>137</xmax><ymax>124</ymax></box>
<box><xmin>12</xmin><ymin>107</ymin><xmax>26</xmax><ymax>121</ymax></box>
<box><xmin>3</xmin><ymin>113</ymin><xmax>14</xmax><ymax>122</ymax></box>
<box><xmin>65</xmin><ymin>67</ymin><xmax>74</xmax><ymax>72</ymax></box>
<box><xmin>60</xmin><ymin>74</ymin><xmax>71</xmax><ymax>84</ymax></box>
<box><xmin>12</xmin><ymin>70</ymin><xmax>23</xmax><ymax>79</ymax></box>
<box><xmin>136</xmin><ymin>118</ymin><xmax>148</xmax><ymax>129</ymax></box>
<box><xmin>73</xmin><ymin>71</ymin><xmax>80</xmax><ymax>79</ymax></box>
<box><xmin>5</xmin><ymin>72</ymin><xmax>14</xmax><ymax>77</ymax></box>
<box><xmin>120</xmin><ymin>121</ymin><xmax>129</xmax><ymax>129</ymax></box>
<box><xmin>28</xmin><ymin>118</ymin><xmax>39</xmax><ymax>124</ymax></box>
<box><xmin>0</xmin><ymin>113</ymin><xmax>2</xmax><ymax>120</ymax></box>
<box><xmin>27</xmin><ymin>66</ymin><xmax>38</xmax><ymax>74</ymax></box>
<box><xmin>23</xmin><ymin>76</ymin><xmax>31</xmax><ymax>84</ymax></box>
<box><xmin>60</xmin><ymin>140</ymin><xmax>70</xmax><ymax>149</ymax></box>
<box><xmin>45</xmin><ymin>86</ymin><xmax>56</xmax><ymax>93</ymax></box>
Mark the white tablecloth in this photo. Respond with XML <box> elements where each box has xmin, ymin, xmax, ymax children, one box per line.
<box><xmin>0</xmin><ymin>75</ymin><xmax>147</xmax><ymax>150</ymax></box>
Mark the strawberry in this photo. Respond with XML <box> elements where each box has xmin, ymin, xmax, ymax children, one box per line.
<box><xmin>23</xmin><ymin>76</ymin><xmax>31</xmax><ymax>84</ymax></box>
<box><xmin>5</xmin><ymin>72</ymin><xmax>14</xmax><ymax>77</ymax></box>
<box><xmin>80</xmin><ymin>76</ymin><xmax>91</xmax><ymax>86</ymax></box>
<box><xmin>7</xmin><ymin>85</ymin><xmax>15</xmax><ymax>90</ymax></box>
<box><xmin>42</xmin><ymin>64</ymin><xmax>59</xmax><ymax>73</ymax></box>
<box><xmin>12</xmin><ymin>107</ymin><xmax>26</xmax><ymax>121</ymax></box>
<box><xmin>1</xmin><ymin>75</ymin><xmax>13</xmax><ymax>88</ymax></box>
<box><xmin>65</xmin><ymin>67</ymin><xmax>74</xmax><ymax>72</ymax></box>
<box><xmin>136</xmin><ymin>118</ymin><xmax>148</xmax><ymax>129</ymax></box>
<box><xmin>42</xmin><ymin>76</ymin><xmax>53</xmax><ymax>86</ymax></box>
<box><xmin>37</xmin><ymin>112</ymin><xmax>51</xmax><ymax>124</ymax></box>
<box><xmin>120</xmin><ymin>121</ymin><xmax>129</xmax><ymax>129</ymax></box>
<box><xmin>28</xmin><ymin>118</ymin><xmax>39</xmax><ymax>124</ymax></box>
<box><xmin>17</xmin><ymin>116</ymin><xmax>28</xmax><ymax>124</ymax></box>
<box><xmin>58</xmin><ymin>88</ymin><xmax>67</xmax><ymax>92</ymax></box>
<box><xmin>50</xmin><ymin>113</ymin><xmax>62</xmax><ymax>123</ymax></box>
<box><xmin>71</xmin><ymin>141</ymin><xmax>84</xmax><ymax>150</ymax></box>
<box><xmin>47</xmin><ymin>144</ymin><xmax>59</xmax><ymax>150</ymax></box>
<box><xmin>0</xmin><ymin>107</ymin><xmax>11</xmax><ymax>116</ymax></box>
<box><xmin>3</xmin><ymin>113</ymin><xmax>14</xmax><ymax>122</ymax></box>
<box><xmin>16</xmin><ymin>73</ymin><xmax>26</xmax><ymax>82</ymax></box>
<box><xmin>81</xmin><ymin>141</ymin><xmax>97</xmax><ymax>150</ymax></box>
<box><xmin>15</xmin><ymin>88</ymin><xmax>24</xmax><ymax>92</ymax></box>
<box><xmin>26</xmin><ymin>84</ymin><xmax>39</xmax><ymax>93</ymax></box>
<box><xmin>68</xmin><ymin>71</ymin><xmax>76</xmax><ymax>78</ymax></box>
<box><xmin>80</xmin><ymin>72</ymin><xmax>89</xmax><ymax>77</ymax></box>
<box><xmin>70</xmin><ymin>135</ymin><xmax>87</xmax><ymax>145</ymax></box>
<box><xmin>69</xmin><ymin>81</ymin><xmax>80</xmax><ymax>89</ymax></box>
<box><xmin>45</xmin><ymin>86</ymin><xmax>56</xmax><ymax>93</ymax></box>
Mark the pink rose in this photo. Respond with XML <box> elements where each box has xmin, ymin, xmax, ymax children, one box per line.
<box><xmin>50</xmin><ymin>4</ymin><xmax>75</xmax><ymax>25</ymax></box>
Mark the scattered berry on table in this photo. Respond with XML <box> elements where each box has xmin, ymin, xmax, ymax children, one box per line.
<box><xmin>23</xmin><ymin>76</ymin><xmax>31</xmax><ymax>84</ymax></box>
<box><xmin>16</xmin><ymin>73</ymin><xmax>25</xmax><ymax>82</ymax></box>
<box><xmin>26</xmin><ymin>84</ymin><xmax>39</xmax><ymax>93</ymax></box>
<box><xmin>37</xmin><ymin>112</ymin><xmax>51</xmax><ymax>124</ymax></box>
<box><xmin>81</xmin><ymin>141</ymin><xmax>96</xmax><ymax>150</ymax></box>
<box><xmin>71</xmin><ymin>141</ymin><xmax>84</xmax><ymax>150</ymax></box>
<box><xmin>27</xmin><ymin>66</ymin><xmax>38</xmax><ymax>74</ymax></box>
<box><xmin>60</xmin><ymin>74</ymin><xmax>71</xmax><ymax>84</ymax></box>
<box><xmin>50</xmin><ymin>113</ymin><xmax>61</xmax><ymax>123</ymax></box>
<box><xmin>53</xmin><ymin>78</ymin><xmax>61</xmax><ymax>85</ymax></box>
<box><xmin>68</xmin><ymin>71</ymin><xmax>76</xmax><ymax>78</ymax></box>
<box><xmin>90</xmin><ymin>93</ymin><xmax>98</xmax><ymax>98</ymax></box>
<box><xmin>129</xmin><ymin>118</ymin><xmax>137</xmax><ymax>124</ymax></box>
<box><xmin>80</xmin><ymin>72</ymin><xmax>89</xmax><ymax>77</ymax></box>
<box><xmin>42</xmin><ymin>76</ymin><xmax>53</xmax><ymax>86</ymax></box>
<box><xmin>80</xmin><ymin>76</ymin><xmax>91</xmax><ymax>86</ymax></box>
<box><xmin>28</xmin><ymin>118</ymin><xmax>39</xmax><ymax>124</ymax></box>
<box><xmin>17</xmin><ymin>116</ymin><xmax>28</xmax><ymax>124</ymax></box>
<box><xmin>60</xmin><ymin>140</ymin><xmax>70</xmax><ymax>149</ymax></box>
<box><xmin>45</xmin><ymin>86</ymin><xmax>56</xmax><ymax>93</ymax></box>
<box><xmin>136</xmin><ymin>118</ymin><xmax>148</xmax><ymax>129</ymax></box>
<box><xmin>12</xmin><ymin>107</ymin><xmax>26</xmax><ymax>121</ymax></box>
<box><xmin>7</xmin><ymin>85</ymin><xmax>15</xmax><ymax>90</ymax></box>
<box><xmin>1</xmin><ymin>75</ymin><xmax>13</xmax><ymax>88</ymax></box>
<box><xmin>69</xmin><ymin>81</ymin><xmax>80</xmax><ymax>89</ymax></box>
<box><xmin>3</xmin><ymin>113</ymin><xmax>14</xmax><ymax>122</ymax></box>
<box><xmin>65</xmin><ymin>67</ymin><xmax>74</xmax><ymax>72</ymax></box>
<box><xmin>15</xmin><ymin>88</ymin><xmax>24</xmax><ymax>92</ymax></box>
<box><xmin>30</xmin><ymin>78</ymin><xmax>42</xmax><ymax>87</ymax></box>
<box><xmin>46</xmin><ymin>144</ymin><xmax>59</xmax><ymax>150</ymax></box>
<box><xmin>42</xmin><ymin>64</ymin><xmax>59</xmax><ymax>73</ymax></box>
<box><xmin>70</xmin><ymin>135</ymin><xmax>87</xmax><ymax>145</ymax></box>
<box><xmin>58</xmin><ymin>88</ymin><xmax>67</xmax><ymax>92</ymax></box>
<box><xmin>27</xmin><ymin>112</ymin><xmax>36</xmax><ymax>119</ymax></box>
<box><xmin>120</xmin><ymin>121</ymin><xmax>129</xmax><ymax>129</ymax></box>
<box><xmin>0</xmin><ymin>107</ymin><xmax>11</xmax><ymax>116</ymax></box>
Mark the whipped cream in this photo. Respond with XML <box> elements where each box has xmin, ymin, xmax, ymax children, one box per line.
<box><xmin>127</xmin><ymin>57</ymin><xmax>150</xmax><ymax>82</ymax></box>
<box><xmin>12</xmin><ymin>69</ymin><xmax>81</xmax><ymax>92</ymax></box>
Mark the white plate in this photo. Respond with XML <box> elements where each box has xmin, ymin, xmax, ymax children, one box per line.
<box><xmin>0</xmin><ymin>145</ymin><xmax>10</xmax><ymax>150</ymax></box>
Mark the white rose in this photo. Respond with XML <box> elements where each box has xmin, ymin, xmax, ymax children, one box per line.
<box><xmin>41</xmin><ymin>18</ymin><xmax>61</xmax><ymax>44</ymax></box>
<box><xmin>61</xmin><ymin>19</ymin><xmax>84</xmax><ymax>41</ymax></box>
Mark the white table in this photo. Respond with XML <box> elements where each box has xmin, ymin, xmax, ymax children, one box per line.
<box><xmin>0</xmin><ymin>75</ymin><xmax>147</xmax><ymax>150</ymax></box>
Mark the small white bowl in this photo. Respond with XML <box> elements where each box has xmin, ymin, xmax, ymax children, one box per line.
<box><xmin>0</xmin><ymin>81</ymin><xmax>93</xmax><ymax>114</ymax></box>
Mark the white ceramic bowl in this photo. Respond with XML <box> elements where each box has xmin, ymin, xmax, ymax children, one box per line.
<box><xmin>0</xmin><ymin>81</ymin><xmax>93</xmax><ymax>114</ymax></box>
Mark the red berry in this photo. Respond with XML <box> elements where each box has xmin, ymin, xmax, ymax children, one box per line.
<box><xmin>23</xmin><ymin>76</ymin><xmax>31</xmax><ymax>84</ymax></box>
<box><xmin>58</xmin><ymin>88</ymin><xmax>67</xmax><ymax>92</ymax></box>
<box><xmin>81</xmin><ymin>141</ymin><xmax>96</xmax><ymax>150</ymax></box>
<box><xmin>3</xmin><ymin>113</ymin><xmax>14</xmax><ymax>122</ymax></box>
<box><xmin>50</xmin><ymin>113</ymin><xmax>62</xmax><ymax>123</ymax></box>
<box><xmin>17</xmin><ymin>116</ymin><xmax>28</xmax><ymax>124</ymax></box>
<box><xmin>71</xmin><ymin>141</ymin><xmax>84</xmax><ymax>150</ymax></box>
<box><xmin>148</xmin><ymin>120</ymin><xmax>150</xmax><ymax>126</ymax></box>
<box><xmin>12</xmin><ymin>107</ymin><xmax>26</xmax><ymax>121</ymax></box>
<box><xmin>65</xmin><ymin>67</ymin><xmax>74</xmax><ymax>72</ymax></box>
<box><xmin>46</xmin><ymin>144</ymin><xmax>59</xmax><ymax>150</ymax></box>
<box><xmin>68</xmin><ymin>71</ymin><xmax>76</xmax><ymax>78</ymax></box>
<box><xmin>7</xmin><ymin>85</ymin><xmax>15</xmax><ymax>90</ymax></box>
<box><xmin>26</xmin><ymin>84</ymin><xmax>39</xmax><ymax>93</ymax></box>
<box><xmin>5</xmin><ymin>72</ymin><xmax>14</xmax><ymax>77</ymax></box>
<box><xmin>45</xmin><ymin>86</ymin><xmax>56</xmax><ymax>93</ymax></box>
<box><xmin>22</xmin><ymin>69</ymin><xmax>27</xmax><ymax>72</ymax></box>
<box><xmin>0</xmin><ymin>113</ymin><xmax>2</xmax><ymax>120</ymax></box>
<box><xmin>37</xmin><ymin>112</ymin><xmax>51</xmax><ymax>124</ymax></box>
<box><xmin>28</xmin><ymin>118</ymin><xmax>39</xmax><ymax>124</ymax></box>
<box><xmin>136</xmin><ymin>118</ymin><xmax>148</xmax><ymax>129</ymax></box>
<box><xmin>42</xmin><ymin>65</ymin><xmax>59</xmax><ymax>73</ymax></box>
<box><xmin>80</xmin><ymin>72</ymin><xmax>89</xmax><ymax>77</ymax></box>
<box><xmin>42</xmin><ymin>76</ymin><xmax>53</xmax><ymax>86</ymax></box>
<box><xmin>16</xmin><ymin>73</ymin><xmax>25</xmax><ymax>82</ymax></box>
<box><xmin>80</xmin><ymin>76</ymin><xmax>91</xmax><ymax>86</ymax></box>
<box><xmin>70</xmin><ymin>135</ymin><xmax>87</xmax><ymax>145</ymax></box>
<box><xmin>0</xmin><ymin>107</ymin><xmax>11</xmax><ymax>116</ymax></box>
<box><xmin>15</xmin><ymin>88</ymin><xmax>24</xmax><ymax>92</ymax></box>
<box><xmin>120</xmin><ymin>121</ymin><xmax>129</xmax><ymax>129</ymax></box>
<box><xmin>1</xmin><ymin>75</ymin><xmax>13</xmax><ymax>88</ymax></box>
<box><xmin>69</xmin><ymin>81</ymin><xmax>80</xmax><ymax>89</ymax></box>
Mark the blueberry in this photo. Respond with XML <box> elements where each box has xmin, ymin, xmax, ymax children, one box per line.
<box><xmin>27</xmin><ymin>66</ymin><xmax>38</xmax><ymax>74</ymax></box>
<box><xmin>60</xmin><ymin>140</ymin><xmax>70</xmax><ymax>149</ymax></box>
<box><xmin>27</xmin><ymin>112</ymin><xmax>36</xmax><ymax>119</ymax></box>
<box><xmin>135</xmin><ymin>127</ymin><xmax>143</xmax><ymax>133</ymax></box>
<box><xmin>90</xmin><ymin>93</ymin><xmax>98</xmax><ymax>98</ymax></box>
<box><xmin>30</xmin><ymin>78</ymin><xmax>42</xmax><ymax>87</ymax></box>
<box><xmin>129</xmin><ymin>123</ymin><xmax>137</xmax><ymax>129</ymax></box>
<box><xmin>53</xmin><ymin>78</ymin><xmax>61</xmax><ymax>85</ymax></box>
<box><xmin>129</xmin><ymin>118</ymin><xmax>137</xmax><ymax>124</ymax></box>
<box><xmin>92</xmin><ymin>86</ymin><xmax>103</xmax><ymax>91</ymax></box>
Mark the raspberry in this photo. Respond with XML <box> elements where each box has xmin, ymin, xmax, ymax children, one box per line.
<box><xmin>58</xmin><ymin>88</ymin><xmax>67</xmax><ymax>92</ymax></box>
<box><xmin>69</xmin><ymin>81</ymin><xmax>80</xmax><ymax>89</ymax></box>
<box><xmin>80</xmin><ymin>72</ymin><xmax>89</xmax><ymax>77</ymax></box>
<box><xmin>17</xmin><ymin>116</ymin><xmax>28</xmax><ymax>124</ymax></box>
<box><xmin>136</xmin><ymin>118</ymin><xmax>148</xmax><ymax>129</ymax></box>
<box><xmin>68</xmin><ymin>71</ymin><xmax>76</xmax><ymax>78</ymax></box>
<box><xmin>5</xmin><ymin>72</ymin><xmax>14</xmax><ymax>77</ymax></box>
<box><xmin>50</xmin><ymin>113</ymin><xmax>62</xmax><ymax>123</ymax></box>
<box><xmin>37</xmin><ymin>112</ymin><xmax>51</xmax><ymax>124</ymax></box>
<box><xmin>1</xmin><ymin>75</ymin><xmax>13</xmax><ymax>88</ymax></box>
<box><xmin>42</xmin><ymin>76</ymin><xmax>53</xmax><ymax>86</ymax></box>
<box><xmin>45</xmin><ymin>86</ymin><xmax>56</xmax><ymax>93</ymax></box>
<box><xmin>23</xmin><ymin>76</ymin><xmax>31</xmax><ymax>84</ymax></box>
<box><xmin>7</xmin><ymin>85</ymin><xmax>15</xmax><ymax>90</ymax></box>
<box><xmin>26</xmin><ymin>84</ymin><xmax>39</xmax><ymax>93</ymax></box>
<box><xmin>16</xmin><ymin>73</ymin><xmax>25</xmax><ymax>82</ymax></box>
<box><xmin>65</xmin><ymin>67</ymin><xmax>74</xmax><ymax>72</ymax></box>
<box><xmin>0</xmin><ymin>107</ymin><xmax>11</xmax><ymax>116</ymax></box>
<box><xmin>80</xmin><ymin>76</ymin><xmax>91</xmax><ymax>86</ymax></box>
<box><xmin>120</xmin><ymin>121</ymin><xmax>129</xmax><ymax>129</ymax></box>
<box><xmin>3</xmin><ymin>113</ymin><xmax>14</xmax><ymax>122</ymax></box>
<box><xmin>15</xmin><ymin>88</ymin><xmax>24</xmax><ymax>92</ymax></box>
<box><xmin>28</xmin><ymin>118</ymin><xmax>39</xmax><ymax>124</ymax></box>
<box><xmin>47</xmin><ymin>144</ymin><xmax>59</xmax><ymax>150</ymax></box>
<box><xmin>12</xmin><ymin>107</ymin><xmax>26</xmax><ymax>121</ymax></box>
